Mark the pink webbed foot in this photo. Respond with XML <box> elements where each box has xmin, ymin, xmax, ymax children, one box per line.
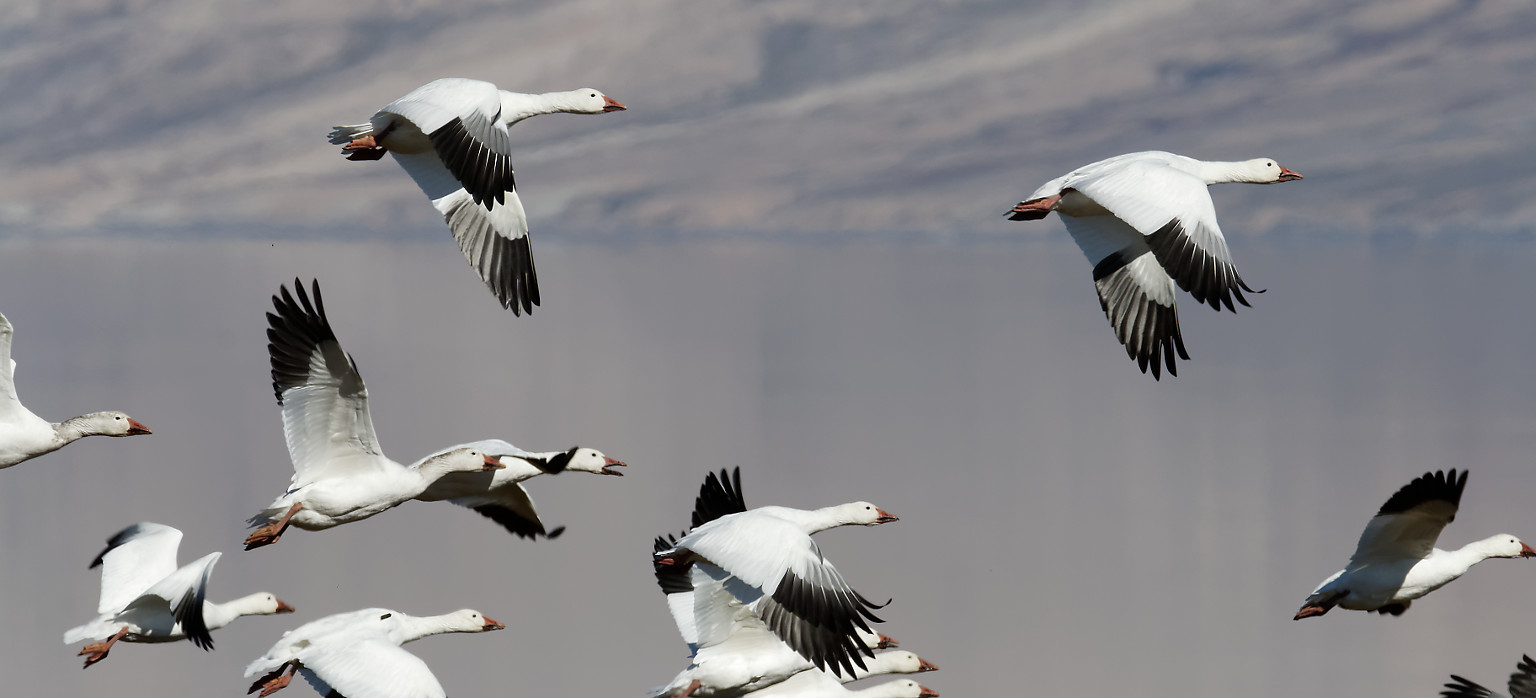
<box><xmin>245</xmin><ymin>502</ymin><xmax>303</xmax><ymax>550</ymax></box>
<box><xmin>341</xmin><ymin>136</ymin><xmax>386</xmax><ymax>160</ymax></box>
<box><xmin>248</xmin><ymin>661</ymin><xmax>300</xmax><ymax>696</ymax></box>
<box><xmin>78</xmin><ymin>627</ymin><xmax>129</xmax><ymax>668</ymax></box>
<box><xmin>1006</xmin><ymin>194</ymin><xmax>1062</xmax><ymax>221</ymax></box>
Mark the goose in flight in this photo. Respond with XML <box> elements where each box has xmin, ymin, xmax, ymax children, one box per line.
<box><xmin>244</xmin><ymin>280</ymin><xmax>503</xmax><ymax>549</ymax></box>
<box><xmin>245</xmin><ymin>607</ymin><xmax>504</xmax><ymax>697</ymax></box>
<box><xmin>1294</xmin><ymin>469</ymin><xmax>1534</xmax><ymax>619</ymax></box>
<box><xmin>1006</xmin><ymin>151</ymin><xmax>1301</xmax><ymax>379</ymax></box>
<box><xmin>64</xmin><ymin>523</ymin><xmax>293</xmax><ymax>667</ymax></box>
<box><xmin>330</xmin><ymin>78</ymin><xmax>627</xmax><ymax>314</ymax></box>
<box><xmin>0</xmin><ymin>311</ymin><xmax>151</xmax><ymax>468</ymax></box>
<box><xmin>412</xmin><ymin>438</ymin><xmax>626</xmax><ymax>539</ymax></box>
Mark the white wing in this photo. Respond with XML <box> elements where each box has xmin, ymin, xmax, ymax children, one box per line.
<box><xmin>300</xmin><ymin>635</ymin><xmax>446</xmax><ymax>698</ymax></box>
<box><xmin>1067</xmin><ymin>159</ymin><xmax>1259</xmax><ymax>313</ymax></box>
<box><xmin>1349</xmin><ymin>470</ymin><xmax>1467</xmax><ymax>566</ymax></box>
<box><xmin>1058</xmin><ymin>215</ymin><xmax>1187</xmax><ymax>379</ymax></box>
<box><xmin>90</xmin><ymin>523</ymin><xmax>184</xmax><ymax>614</ymax></box>
<box><xmin>393</xmin><ymin>150</ymin><xmax>537</xmax><ymax>315</ymax></box>
<box><xmin>0</xmin><ymin>312</ymin><xmax>24</xmax><ymax>421</ymax></box>
<box><xmin>411</xmin><ymin>439</ymin><xmax>559</xmax><ymax>538</ymax></box>
<box><xmin>266</xmin><ymin>281</ymin><xmax>392</xmax><ymax>489</ymax></box>
<box><xmin>127</xmin><ymin>551</ymin><xmax>220</xmax><ymax>649</ymax></box>
<box><xmin>677</xmin><ymin>514</ymin><xmax>883</xmax><ymax>677</ymax></box>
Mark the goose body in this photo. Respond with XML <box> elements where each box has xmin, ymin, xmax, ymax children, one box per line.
<box><xmin>244</xmin><ymin>280</ymin><xmax>504</xmax><ymax>549</ymax></box>
<box><xmin>413</xmin><ymin>439</ymin><xmax>626</xmax><ymax>539</ymax></box>
<box><xmin>744</xmin><ymin>653</ymin><xmax>939</xmax><ymax>698</ymax></box>
<box><xmin>64</xmin><ymin>523</ymin><xmax>293</xmax><ymax>667</ymax></box>
<box><xmin>1294</xmin><ymin>470</ymin><xmax>1535</xmax><ymax>619</ymax></box>
<box><xmin>329</xmin><ymin>78</ymin><xmax>627</xmax><ymax>314</ymax></box>
<box><xmin>654</xmin><ymin>469</ymin><xmax>898</xmax><ymax>686</ymax></box>
<box><xmin>0</xmin><ymin>312</ymin><xmax>151</xmax><ymax>468</ymax></box>
<box><xmin>1005</xmin><ymin>151</ymin><xmax>1302</xmax><ymax>379</ymax></box>
<box><xmin>245</xmin><ymin>607</ymin><xmax>504</xmax><ymax>697</ymax></box>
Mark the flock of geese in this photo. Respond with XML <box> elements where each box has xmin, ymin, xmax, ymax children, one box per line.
<box><xmin>0</xmin><ymin>74</ymin><xmax>1527</xmax><ymax>697</ymax></box>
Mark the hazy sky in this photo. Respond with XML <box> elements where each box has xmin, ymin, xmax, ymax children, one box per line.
<box><xmin>4</xmin><ymin>1</ymin><xmax>1536</xmax><ymax>697</ymax></box>
<box><xmin>1</xmin><ymin>235</ymin><xmax>1535</xmax><ymax>698</ymax></box>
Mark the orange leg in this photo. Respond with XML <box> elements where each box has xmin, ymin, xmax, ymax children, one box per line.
<box><xmin>1006</xmin><ymin>194</ymin><xmax>1061</xmax><ymax>221</ymax></box>
<box><xmin>78</xmin><ymin>626</ymin><xmax>130</xmax><ymax>668</ymax></box>
<box><xmin>248</xmin><ymin>660</ymin><xmax>300</xmax><ymax>696</ymax></box>
<box><xmin>245</xmin><ymin>502</ymin><xmax>304</xmax><ymax>550</ymax></box>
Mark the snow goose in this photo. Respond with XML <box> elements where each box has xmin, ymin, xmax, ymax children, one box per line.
<box><xmin>244</xmin><ymin>280</ymin><xmax>504</xmax><ymax>549</ymax></box>
<box><xmin>244</xmin><ymin>607</ymin><xmax>504</xmax><ymax>697</ymax></box>
<box><xmin>744</xmin><ymin>653</ymin><xmax>939</xmax><ymax>697</ymax></box>
<box><xmin>0</xmin><ymin>311</ymin><xmax>151</xmax><ymax>468</ymax></box>
<box><xmin>1294</xmin><ymin>469</ymin><xmax>1534</xmax><ymax>619</ymax></box>
<box><xmin>1005</xmin><ymin>151</ymin><xmax>1302</xmax><ymax>379</ymax></box>
<box><xmin>654</xmin><ymin>468</ymin><xmax>898</xmax><ymax>680</ymax></box>
<box><xmin>412</xmin><ymin>438</ymin><xmax>627</xmax><ymax>539</ymax></box>
<box><xmin>748</xmin><ymin>678</ymin><xmax>938</xmax><ymax>698</ymax></box>
<box><xmin>1442</xmin><ymin>654</ymin><xmax>1536</xmax><ymax>698</ymax></box>
<box><xmin>64</xmin><ymin>523</ymin><xmax>294</xmax><ymax>667</ymax></box>
<box><xmin>329</xmin><ymin>78</ymin><xmax>627</xmax><ymax>314</ymax></box>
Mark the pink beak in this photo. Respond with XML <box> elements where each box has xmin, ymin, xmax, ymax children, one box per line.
<box><xmin>127</xmin><ymin>419</ymin><xmax>152</xmax><ymax>435</ymax></box>
<box><xmin>918</xmin><ymin>657</ymin><xmax>939</xmax><ymax>672</ymax></box>
<box><xmin>1277</xmin><ymin>166</ymin><xmax>1303</xmax><ymax>182</ymax></box>
<box><xmin>1521</xmin><ymin>542</ymin><xmax>1536</xmax><ymax>558</ymax></box>
<box><xmin>482</xmin><ymin>616</ymin><xmax>506</xmax><ymax>631</ymax></box>
<box><xmin>602</xmin><ymin>96</ymin><xmax>627</xmax><ymax>112</ymax></box>
<box><xmin>918</xmin><ymin>685</ymin><xmax>939</xmax><ymax>698</ymax></box>
<box><xmin>275</xmin><ymin>600</ymin><xmax>297</xmax><ymax>613</ymax></box>
<box><xmin>601</xmin><ymin>456</ymin><xmax>627</xmax><ymax>476</ymax></box>
<box><xmin>483</xmin><ymin>454</ymin><xmax>505</xmax><ymax>471</ymax></box>
<box><xmin>876</xmin><ymin>632</ymin><xmax>899</xmax><ymax>648</ymax></box>
<box><xmin>875</xmin><ymin>508</ymin><xmax>899</xmax><ymax>524</ymax></box>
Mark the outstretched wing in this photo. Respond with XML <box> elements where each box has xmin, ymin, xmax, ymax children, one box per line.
<box><xmin>1060</xmin><ymin>214</ymin><xmax>1188</xmax><ymax>379</ymax></box>
<box><xmin>392</xmin><ymin>151</ymin><xmax>538</xmax><ymax>315</ymax></box>
<box><xmin>1349</xmin><ymin>469</ymin><xmax>1468</xmax><ymax>566</ymax></box>
<box><xmin>267</xmin><ymin>280</ymin><xmax>391</xmax><ymax>489</ymax></box>
<box><xmin>0</xmin><ymin>312</ymin><xmax>22</xmax><ymax>421</ymax></box>
<box><xmin>300</xmin><ymin>637</ymin><xmax>447</xmax><ymax>698</ymax></box>
<box><xmin>91</xmin><ymin>522</ymin><xmax>183</xmax><ymax>615</ymax></box>
<box><xmin>127</xmin><ymin>551</ymin><xmax>220</xmax><ymax>650</ymax></box>
<box><xmin>1068</xmin><ymin>159</ymin><xmax>1259</xmax><ymax>312</ymax></box>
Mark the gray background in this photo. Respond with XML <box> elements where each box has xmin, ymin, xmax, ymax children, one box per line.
<box><xmin>3</xmin><ymin>1</ymin><xmax>1536</xmax><ymax>697</ymax></box>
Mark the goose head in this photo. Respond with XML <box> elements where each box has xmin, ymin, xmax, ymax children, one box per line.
<box><xmin>839</xmin><ymin>501</ymin><xmax>899</xmax><ymax>526</ymax></box>
<box><xmin>881</xmin><ymin>680</ymin><xmax>939</xmax><ymax>698</ymax></box>
<box><xmin>877</xmin><ymin>651</ymin><xmax>940</xmax><ymax>674</ymax></box>
<box><xmin>78</xmin><ymin>411</ymin><xmax>153</xmax><ymax>437</ymax></box>
<box><xmin>1238</xmin><ymin>158</ymin><xmax>1302</xmax><ymax>183</ymax></box>
<box><xmin>442</xmin><ymin>608</ymin><xmax>506</xmax><ymax>632</ymax></box>
<box><xmin>237</xmin><ymin>592</ymin><xmax>297</xmax><ymax>616</ymax></box>
<box><xmin>563</xmin><ymin>447</ymin><xmax>627</xmax><ymax>476</ymax></box>
<box><xmin>561</xmin><ymin>88</ymin><xmax>626</xmax><ymax>114</ymax></box>
<box><xmin>1483</xmin><ymin>534</ymin><xmax>1536</xmax><ymax>558</ymax></box>
<box><xmin>429</xmin><ymin>448</ymin><xmax>504</xmax><ymax>474</ymax></box>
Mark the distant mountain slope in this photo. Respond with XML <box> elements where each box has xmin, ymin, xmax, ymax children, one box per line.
<box><xmin>1</xmin><ymin>0</ymin><xmax>1533</xmax><ymax>238</ymax></box>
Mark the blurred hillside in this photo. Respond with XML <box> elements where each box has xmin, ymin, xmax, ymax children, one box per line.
<box><xmin>1</xmin><ymin>0</ymin><xmax>1533</xmax><ymax>239</ymax></box>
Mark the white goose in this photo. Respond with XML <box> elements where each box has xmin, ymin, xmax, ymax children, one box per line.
<box><xmin>1443</xmin><ymin>654</ymin><xmax>1536</xmax><ymax>698</ymax></box>
<box><xmin>1006</xmin><ymin>151</ymin><xmax>1302</xmax><ymax>379</ymax></box>
<box><xmin>654</xmin><ymin>468</ymin><xmax>899</xmax><ymax>684</ymax></box>
<box><xmin>64</xmin><ymin>523</ymin><xmax>294</xmax><ymax>667</ymax></box>
<box><xmin>749</xmin><ymin>678</ymin><xmax>938</xmax><ymax>698</ymax></box>
<box><xmin>652</xmin><ymin>470</ymin><xmax>894</xmax><ymax>698</ymax></box>
<box><xmin>244</xmin><ymin>280</ymin><xmax>504</xmax><ymax>549</ymax></box>
<box><xmin>412</xmin><ymin>438</ymin><xmax>627</xmax><ymax>539</ymax></box>
<box><xmin>245</xmin><ymin>607</ymin><xmax>504</xmax><ymax>697</ymax></box>
<box><xmin>745</xmin><ymin>653</ymin><xmax>939</xmax><ymax>697</ymax></box>
<box><xmin>0</xmin><ymin>311</ymin><xmax>151</xmax><ymax>468</ymax></box>
<box><xmin>330</xmin><ymin>78</ymin><xmax>627</xmax><ymax>314</ymax></box>
<box><xmin>1294</xmin><ymin>469</ymin><xmax>1534</xmax><ymax>619</ymax></box>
